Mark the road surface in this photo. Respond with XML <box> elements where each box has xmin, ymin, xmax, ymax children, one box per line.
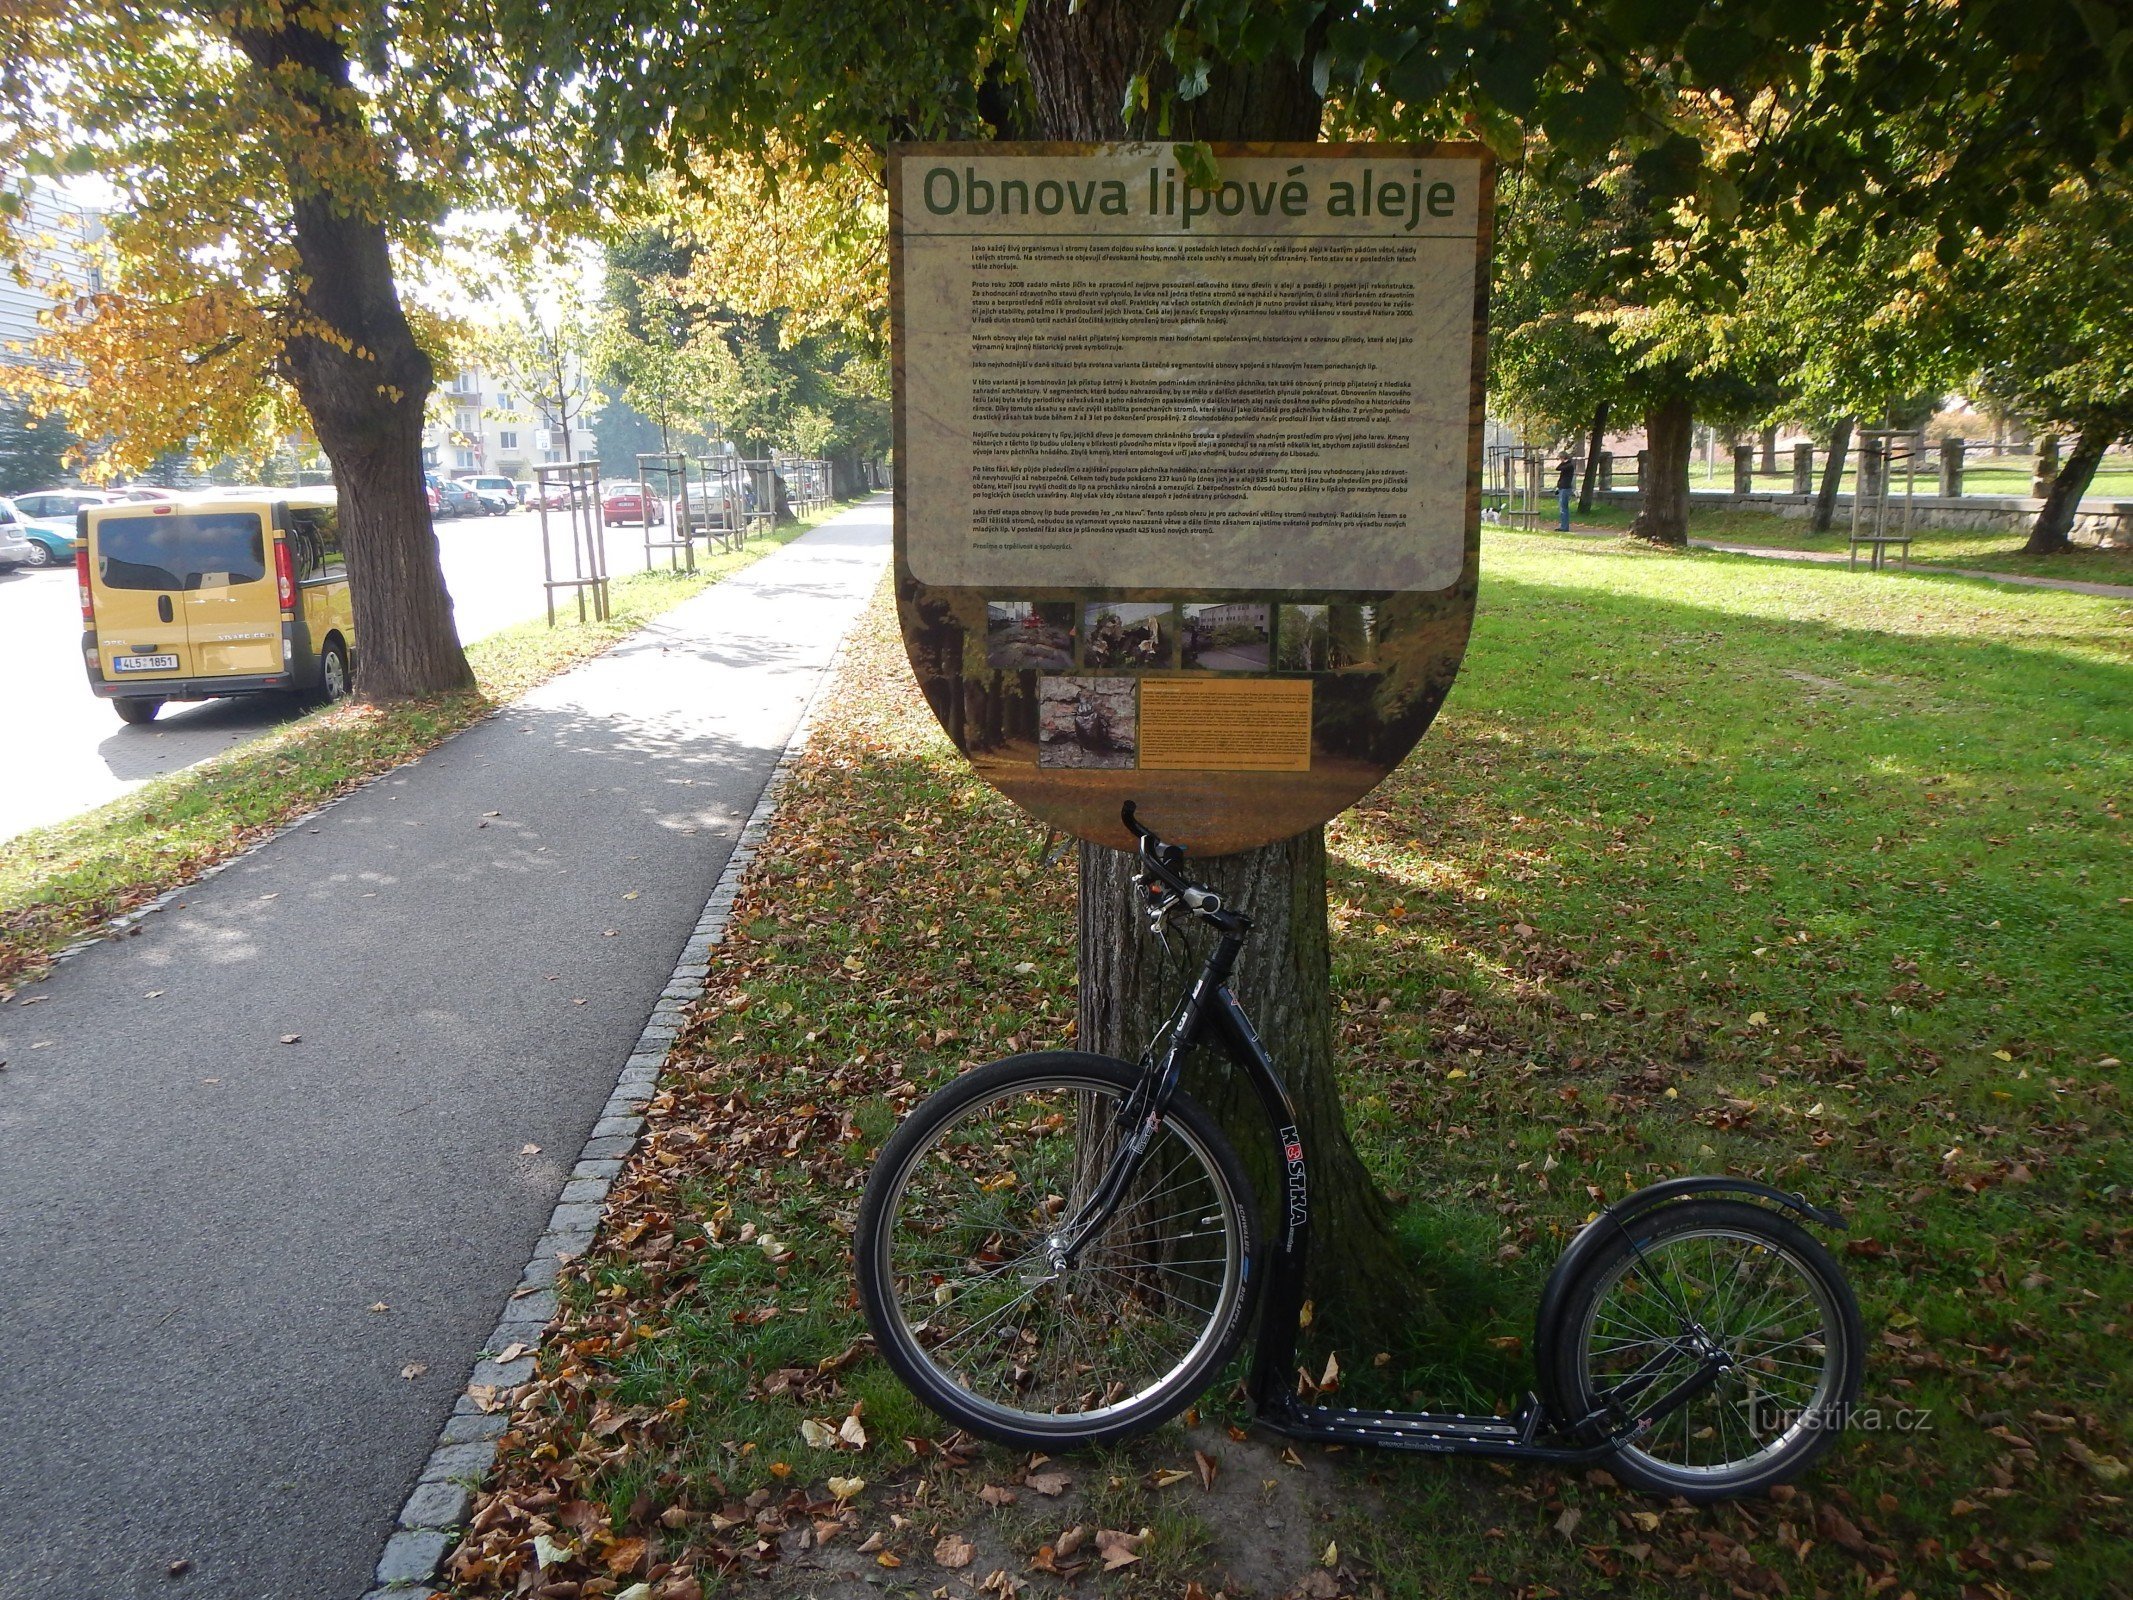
<box><xmin>0</xmin><ymin>500</ymin><xmax>890</xmax><ymax>1600</ymax></box>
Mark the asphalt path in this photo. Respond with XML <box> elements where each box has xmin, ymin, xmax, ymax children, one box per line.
<box><xmin>0</xmin><ymin>498</ymin><xmax>890</xmax><ymax>1599</ymax></box>
<box><xmin>0</xmin><ymin>505</ymin><xmax>691</xmax><ymax>847</ymax></box>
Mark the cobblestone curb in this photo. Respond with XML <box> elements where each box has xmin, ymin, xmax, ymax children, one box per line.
<box><xmin>362</xmin><ymin>631</ymin><xmax>852</xmax><ymax>1599</ymax></box>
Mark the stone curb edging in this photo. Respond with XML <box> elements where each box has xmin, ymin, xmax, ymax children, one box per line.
<box><xmin>361</xmin><ymin>626</ymin><xmax>856</xmax><ymax>1600</ymax></box>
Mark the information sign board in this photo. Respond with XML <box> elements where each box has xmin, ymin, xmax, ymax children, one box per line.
<box><xmin>892</xmin><ymin>142</ymin><xmax>1492</xmax><ymax>856</ymax></box>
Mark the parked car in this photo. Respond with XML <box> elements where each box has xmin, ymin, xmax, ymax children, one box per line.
<box><xmin>78</xmin><ymin>489</ymin><xmax>355</xmax><ymax>723</ymax></box>
<box><xmin>601</xmin><ymin>481</ymin><xmax>665</xmax><ymax>526</ymax></box>
<box><xmin>11</xmin><ymin>486</ymin><xmax>116</xmax><ymax>521</ymax></box>
<box><xmin>456</xmin><ymin>474</ymin><xmax>517</xmax><ymax>515</ymax></box>
<box><xmin>110</xmin><ymin>486</ymin><xmax>177</xmax><ymax>503</ymax></box>
<box><xmin>0</xmin><ymin>497</ymin><xmax>35</xmax><ymax>568</ymax></box>
<box><xmin>424</xmin><ymin>474</ymin><xmax>483</xmax><ymax>518</ymax></box>
<box><xmin>15</xmin><ymin>511</ymin><xmax>77</xmax><ymax>566</ymax></box>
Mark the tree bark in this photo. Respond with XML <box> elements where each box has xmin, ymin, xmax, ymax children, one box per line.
<box><xmin>230</xmin><ymin>15</ymin><xmax>472</xmax><ymax>700</ymax></box>
<box><xmin>2026</xmin><ymin>419</ymin><xmax>2112</xmax><ymax>554</ymax></box>
<box><xmin>1023</xmin><ymin>0</ymin><xmax>1427</xmax><ymax>1342</ymax></box>
<box><xmin>1577</xmin><ymin>399</ymin><xmax>1608</xmax><ymax>514</ymax></box>
<box><xmin>1629</xmin><ymin>394</ymin><xmax>1693</xmax><ymax>546</ymax></box>
<box><xmin>1812</xmin><ymin>416</ymin><xmax>1852</xmax><ymax>534</ymax></box>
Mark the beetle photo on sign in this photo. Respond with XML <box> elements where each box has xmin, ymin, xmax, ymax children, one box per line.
<box><xmin>891</xmin><ymin>141</ymin><xmax>1492</xmax><ymax>856</ymax></box>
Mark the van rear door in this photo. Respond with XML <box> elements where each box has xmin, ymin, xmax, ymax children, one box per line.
<box><xmin>87</xmin><ymin>507</ymin><xmax>279</xmax><ymax>682</ymax></box>
<box><xmin>85</xmin><ymin>506</ymin><xmax>198</xmax><ymax>683</ymax></box>
<box><xmin>177</xmin><ymin>510</ymin><xmax>279</xmax><ymax>676</ymax></box>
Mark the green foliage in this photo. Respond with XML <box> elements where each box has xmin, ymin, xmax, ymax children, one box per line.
<box><xmin>0</xmin><ymin>397</ymin><xmax>73</xmax><ymax>495</ymax></box>
<box><xmin>1965</xmin><ymin>175</ymin><xmax>2133</xmax><ymax>443</ymax></box>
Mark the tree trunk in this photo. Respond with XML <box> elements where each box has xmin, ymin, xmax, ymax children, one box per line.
<box><xmin>1629</xmin><ymin>395</ymin><xmax>1693</xmax><ymax>546</ymax></box>
<box><xmin>1812</xmin><ymin>416</ymin><xmax>1852</xmax><ymax>534</ymax></box>
<box><xmin>2026</xmin><ymin>419</ymin><xmax>2111</xmax><ymax>554</ymax></box>
<box><xmin>1577</xmin><ymin>399</ymin><xmax>1608</xmax><ymax>514</ymax></box>
<box><xmin>1023</xmin><ymin>0</ymin><xmax>1428</xmax><ymax>1341</ymax></box>
<box><xmin>230</xmin><ymin>14</ymin><xmax>472</xmax><ymax>700</ymax></box>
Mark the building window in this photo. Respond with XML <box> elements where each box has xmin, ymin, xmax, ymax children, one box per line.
<box><xmin>499</xmin><ymin>430</ymin><xmax>518</xmax><ymax>450</ymax></box>
<box><xmin>495</xmin><ymin>392</ymin><xmax>511</xmax><ymax>410</ymax></box>
<box><xmin>454</xmin><ymin>447</ymin><xmax>476</xmax><ymax>470</ymax></box>
<box><xmin>455</xmin><ymin>410</ymin><xmax>478</xmax><ymax>436</ymax></box>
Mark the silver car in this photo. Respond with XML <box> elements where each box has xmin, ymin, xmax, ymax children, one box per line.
<box><xmin>0</xmin><ymin>497</ymin><xmax>38</xmax><ymax>568</ymax></box>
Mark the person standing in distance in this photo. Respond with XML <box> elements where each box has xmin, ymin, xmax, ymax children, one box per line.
<box><xmin>1556</xmin><ymin>453</ymin><xmax>1578</xmax><ymax>531</ymax></box>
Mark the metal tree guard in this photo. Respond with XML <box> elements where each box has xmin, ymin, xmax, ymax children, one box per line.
<box><xmin>692</xmin><ymin>453</ymin><xmax>747</xmax><ymax>554</ymax></box>
<box><xmin>1848</xmin><ymin>427</ymin><xmax>1921</xmax><ymax>570</ymax></box>
<box><xmin>634</xmin><ymin>451</ymin><xmax>698</xmax><ymax>574</ymax></box>
<box><xmin>534</xmin><ymin>460</ymin><xmax>610</xmax><ymax>625</ymax></box>
<box><xmin>1482</xmin><ymin>444</ymin><xmax>1545</xmax><ymax>530</ymax></box>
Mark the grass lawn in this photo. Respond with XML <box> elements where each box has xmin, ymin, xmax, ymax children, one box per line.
<box><xmin>1566</xmin><ymin>501</ymin><xmax>2133</xmax><ymax>588</ymax></box>
<box><xmin>1689</xmin><ymin>454</ymin><xmax>2133</xmax><ymax>504</ymax></box>
<box><xmin>447</xmin><ymin>532</ymin><xmax>2130</xmax><ymax>1600</ymax></box>
<box><xmin>0</xmin><ymin>507</ymin><xmax>858</xmax><ymax>990</ymax></box>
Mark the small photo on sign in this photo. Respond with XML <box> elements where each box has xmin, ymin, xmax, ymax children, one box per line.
<box><xmin>1038</xmin><ymin>677</ymin><xmax>1137</xmax><ymax>769</ymax></box>
<box><xmin>1080</xmin><ymin>602</ymin><xmax>1176</xmax><ymax>669</ymax></box>
<box><xmin>1181</xmin><ymin>603</ymin><xmax>1270</xmax><ymax>671</ymax></box>
<box><xmin>1277</xmin><ymin>602</ymin><xmax>1379</xmax><ymax>670</ymax></box>
<box><xmin>986</xmin><ymin>600</ymin><xmax>1075</xmax><ymax>670</ymax></box>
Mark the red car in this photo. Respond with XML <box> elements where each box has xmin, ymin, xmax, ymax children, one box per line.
<box><xmin>601</xmin><ymin>482</ymin><xmax>665</xmax><ymax>526</ymax></box>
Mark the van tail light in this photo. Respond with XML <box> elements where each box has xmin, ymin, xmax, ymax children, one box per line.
<box><xmin>76</xmin><ymin>546</ymin><xmax>94</xmax><ymax>625</ymax></box>
<box><xmin>274</xmin><ymin>539</ymin><xmax>295</xmax><ymax>611</ymax></box>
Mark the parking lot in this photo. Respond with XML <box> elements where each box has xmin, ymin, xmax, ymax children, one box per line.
<box><xmin>0</xmin><ymin>505</ymin><xmax>685</xmax><ymax>844</ymax></box>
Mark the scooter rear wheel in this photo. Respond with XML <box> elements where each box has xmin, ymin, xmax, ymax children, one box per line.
<box><xmin>1545</xmin><ymin>1199</ymin><xmax>1863</xmax><ymax>1501</ymax></box>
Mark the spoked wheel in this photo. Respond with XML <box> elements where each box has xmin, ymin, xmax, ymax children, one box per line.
<box><xmin>855</xmin><ymin>1052</ymin><xmax>1260</xmax><ymax>1449</ymax></box>
<box><xmin>1548</xmin><ymin>1199</ymin><xmax>1863</xmax><ymax>1500</ymax></box>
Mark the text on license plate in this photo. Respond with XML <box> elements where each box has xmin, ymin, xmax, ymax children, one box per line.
<box><xmin>113</xmin><ymin>654</ymin><xmax>179</xmax><ymax>672</ymax></box>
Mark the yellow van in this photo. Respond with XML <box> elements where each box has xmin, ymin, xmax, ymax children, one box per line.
<box><xmin>78</xmin><ymin>489</ymin><xmax>356</xmax><ymax>724</ymax></box>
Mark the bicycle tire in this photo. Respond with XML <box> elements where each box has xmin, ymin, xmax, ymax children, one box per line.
<box><xmin>855</xmin><ymin>1052</ymin><xmax>1261</xmax><ymax>1449</ymax></box>
<box><xmin>1544</xmin><ymin>1198</ymin><xmax>1864</xmax><ymax>1501</ymax></box>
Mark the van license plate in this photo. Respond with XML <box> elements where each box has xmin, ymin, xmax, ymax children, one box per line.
<box><xmin>113</xmin><ymin>654</ymin><xmax>178</xmax><ymax>672</ymax></box>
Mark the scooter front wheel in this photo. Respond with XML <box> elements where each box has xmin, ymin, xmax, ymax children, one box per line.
<box><xmin>1545</xmin><ymin>1199</ymin><xmax>1864</xmax><ymax>1501</ymax></box>
<box><xmin>854</xmin><ymin>1052</ymin><xmax>1261</xmax><ymax>1449</ymax></box>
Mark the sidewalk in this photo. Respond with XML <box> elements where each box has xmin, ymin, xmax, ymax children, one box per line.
<box><xmin>0</xmin><ymin>499</ymin><xmax>890</xmax><ymax>1600</ymax></box>
<box><xmin>1557</xmin><ymin>521</ymin><xmax>2133</xmax><ymax>599</ymax></box>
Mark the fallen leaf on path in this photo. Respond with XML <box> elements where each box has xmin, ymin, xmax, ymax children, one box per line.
<box><xmin>935</xmin><ymin>1533</ymin><xmax>975</xmax><ymax>1568</ymax></box>
<box><xmin>279</xmin><ymin>1034</ymin><xmax>300</xmax><ymax>1044</ymax></box>
<box><xmin>1024</xmin><ymin>1470</ymin><xmax>1069</xmax><ymax>1496</ymax></box>
<box><xmin>400</xmin><ymin>1362</ymin><xmax>426</xmax><ymax>1380</ymax></box>
<box><xmin>369</xmin><ymin>1302</ymin><xmax>389</xmax><ymax>1314</ymax></box>
<box><xmin>521</xmin><ymin>1143</ymin><xmax>541</xmax><ymax>1155</ymax></box>
<box><xmin>979</xmin><ymin>1484</ymin><xmax>1016</xmax><ymax>1506</ymax></box>
<box><xmin>827</xmin><ymin>1475</ymin><xmax>866</xmax><ymax>1502</ymax></box>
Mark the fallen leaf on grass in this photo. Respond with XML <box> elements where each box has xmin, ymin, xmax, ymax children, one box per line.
<box><xmin>839</xmin><ymin>1413</ymin><xmax>867</xmax><ymax>1448</ymax></box>
<box><xmin>1554</xmin><ymin>1507</ymin><xmax>1582</xmax><ymax>1539</ymax></box>
<box><xmin>935</xmin><ymin>1533</ymin><xmax>976</xmax><ymax>1568</ymax></box>
<box><xmin>531</xmin><ymin>1533</ymin><xmax>572</xmax><ymax>1569</ymax></box>
<box><xmin>827</xmin><ymin>1475</ymin><xmax>866</xmax><ymax>1502</ymax></box>
<box><xmin>1024</xmin><ymin>1470</ymin><xmax>1069</xmax><ymax>1495</ymax></box>
<box><xmin>1150</xmin><ymin>1467</ymin><xmax>1192</xmax><ymax>1488</ymax></box>
<box><xmin>1322</xmin><ymin>1539</ymin><xmax>1339</xmax><ymax>1567</ymax></box>
<box><xmin>2065</xmin><ymin>1439</ymin><xmax>2130</xmax><ymax>1483</ymax></box>
<box><xmin>1094</xmin><ymin>1528</ymin><xmax>1144</xmax><ymax>1570</ymax></box>
<box><xmin>979</xmin><ymin>1484</ymin><xmax>1017</xmax><ymax>1506</ymax></box>
<box><xmin>800</xmin><ymin>1419</ymin><xmax>838</xmax><ymax>1450</ymax></box>
<box><xmin>605</xmin><ymin>1536</ymin><xmax>647</xmax><ymax>1574</ymax></box>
